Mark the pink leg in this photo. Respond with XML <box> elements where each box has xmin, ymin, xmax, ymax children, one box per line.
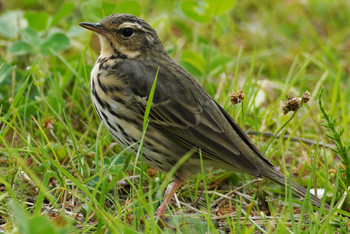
<box><xmin>156</xmin><ymin>180</ymin><xmax>184</xmax><ymax>218</ymax></box>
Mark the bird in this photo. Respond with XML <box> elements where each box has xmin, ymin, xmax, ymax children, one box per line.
<box><xmin>79</xmin><ymin>14</ymin><xmax>329</xmax><ymax>217</ymax></box>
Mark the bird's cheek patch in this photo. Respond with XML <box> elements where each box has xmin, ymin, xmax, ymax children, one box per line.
<box><xmin>118</xmin><ymin>45</ymin><xmax>141</xmax><ymax>59</ymax></box>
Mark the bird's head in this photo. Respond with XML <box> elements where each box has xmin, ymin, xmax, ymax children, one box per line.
<box><xmin>79</xmin><ymin>14</ymin><xmax>165</xmax><ymax>59</ymax></box>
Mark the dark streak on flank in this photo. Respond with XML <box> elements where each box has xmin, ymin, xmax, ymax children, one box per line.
<box><xmin>101</xmin><ymin>111</ymin><xmax>109</xmax><ymax>122</ymax></box>
<box><xmin>93</xmin><ymin>89</ymin><xmax>106</xmax><ymax>109</ymax></box>
<box><xmin>110</xmin><ymin>94</ymin><xmax>127</xmax><ymax>105</ymax></box>
<box><xmin>97</xmin><ymin>73</ymin><xmax>108</xmax><ymax>93</ymax></box>
<box><xmin>108</xmin><ymin>109</ymin><xmax>140</xmax><ymax>126</ymax></box>
<box><xmin>94</xmin><ymin>103</ymin><xmax>103</xmax><ymax>120</ymax></box>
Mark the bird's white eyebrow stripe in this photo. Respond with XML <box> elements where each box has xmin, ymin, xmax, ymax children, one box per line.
<box><xmin>118</xmin><ymin>22</ymin><xmax>143</xmax><ymax>30</ymax></box>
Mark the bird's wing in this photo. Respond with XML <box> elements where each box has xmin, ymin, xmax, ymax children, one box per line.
<box><xmin>112</xmin><ymin>58</ymin><xmax>272</xmax><ymax>177</ymax></box>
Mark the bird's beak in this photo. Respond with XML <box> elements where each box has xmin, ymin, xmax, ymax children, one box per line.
<box><xmin>79</xmin><ymin>22</ymin><xmax>106</xmax><ymax>34</ymax></box>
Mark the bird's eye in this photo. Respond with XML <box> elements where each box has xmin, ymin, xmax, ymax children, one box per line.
<box><xmin>121</xmin><ymin>27</ymin><xmax>134</xmax><ymax>38</ymax></box>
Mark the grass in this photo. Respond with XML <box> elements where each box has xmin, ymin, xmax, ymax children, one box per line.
<box><xmin>1</xmin><ymin>0</ymin><xmax>350</xmax><ymax>233</ymax></box>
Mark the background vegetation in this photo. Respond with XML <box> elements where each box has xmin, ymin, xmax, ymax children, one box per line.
<box><xmin>0</xmin><ymin>0</ymin><xmax>349</xmax><ymax>233</ymax></box>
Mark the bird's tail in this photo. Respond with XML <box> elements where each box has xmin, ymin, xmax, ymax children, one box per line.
<box><xmin>262</xmin><ymin>166</ymin><xmax>330</xmax><ymax>210</ymax></box>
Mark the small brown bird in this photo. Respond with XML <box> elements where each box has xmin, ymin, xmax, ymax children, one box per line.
<box><xmin>80</xmin><ymin>14</ymin><xmax>329</xmax><ymax>216</ymax></box>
